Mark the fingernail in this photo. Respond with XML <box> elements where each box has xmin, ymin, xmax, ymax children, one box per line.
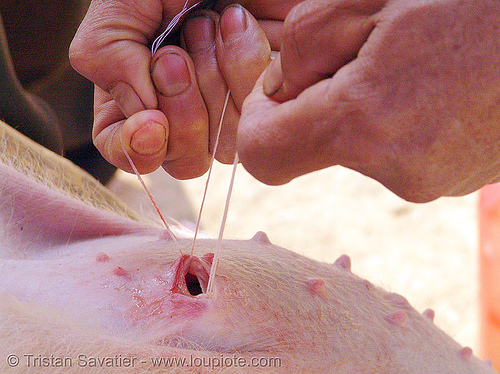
<box><xmin>152</xmin><ymin>52</ymin><xmax>191</xmax><ymax>97</ymax></box>
<box><xmin>220</xmin><ymin>5</ymin><xmax>247</xmax><ymax>43</ymax></box>
<box><xmin>108</xmin><ymin>81</ymin><xmax>146</xmax><ymax>118</ymax></box>
<box><xmin>130</xmin><ymin>120</ymin><xmax>167</xmax><ymax>156</ymax></box>
<box><xmin>263</xmin><ymin>53</ymin><xmax>284</xmax><ymax>97</ymax></box>
<box><xmin>183</xmin><ymin>14</ymin><xmax>216</xmax><ymax>54</ymax></box>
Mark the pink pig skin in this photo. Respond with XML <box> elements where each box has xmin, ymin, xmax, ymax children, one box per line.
<box><xmin>0</xmin><ymin>153</ymin><xmax>496</xmax><ymax>373</ymax></box>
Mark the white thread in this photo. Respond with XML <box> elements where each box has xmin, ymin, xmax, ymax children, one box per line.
<box><xmin>120</xmin><ymin>138</ymin><xmax>181</xmax><ymax>253</ymax></box>
<box><xmin>151</xmin><ymin>0</ymin><xmax>204</xmax><ymax>55</ymax></box>
<box><xmin>190</xmin><ymin>90</ymin><xmax>231</xmax><ymax>256</ymax></box>
<box><xmin>149</xmin><ymin>2</ymin><xmax>238</xmax><ymax>287</ymax></box>
<box><xmin>206</xmin><ymin>152</ymin><xmax>239</xmax><ymax>296</ymax></box>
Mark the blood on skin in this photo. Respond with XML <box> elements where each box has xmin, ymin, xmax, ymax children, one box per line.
<box><xmin>133</xmin><ymin>294</ymin><xmax>146</xmax><ymax>309</ymax></box>
<box><xmin>169</xmin><ymin>254</ymin><xmax>212</xmax><ymax>296</ymax></box>
<box><xmin>129</xmin><ymin>287</ymin><xmax>209</xmax><ymax>322</ymax></box>
<box><xmin>202</xmin><ymin>253</ymin><xmax>214</xmax><ymax>266</ymax></box>
<box><xmin>128</xmin><ymin>255</ymin><xmax>212</xmax><ymax>322</ymax></box>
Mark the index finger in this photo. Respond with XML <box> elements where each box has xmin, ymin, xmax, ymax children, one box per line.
<box><xmin>69</xmin><ymin>0</ymin><xmax>166</xmax><ymax>116</ymax></box>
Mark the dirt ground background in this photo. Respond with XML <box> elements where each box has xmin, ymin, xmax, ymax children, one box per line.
<box><xmin>108</xmin><ymin>162</ymin><xmax>481</xmax><ymax>356</ymax></box>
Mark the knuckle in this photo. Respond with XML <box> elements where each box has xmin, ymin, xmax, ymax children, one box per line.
<box><xmin>283</xmin><ymin>1</ymin><xmax>333</xmax><ymax>50</ymax></box>
<box><xmin>68</xmin><ymin>37</ymin><xmax>98</xmax><ymax>77</ymax></box>
<box><xmin>280</xmin><ymin>3</ymin><xmax>336</xmax><ymax>94</ymax></box>
<box><xmin>68</xmin><ymin>39</ymin><xmax>87</xmax><ymax>68</ymax></box>
<box><xmin>283</xmin><ymin>5</ymin><xmax>310</xmax><ymax>51</ymax></box>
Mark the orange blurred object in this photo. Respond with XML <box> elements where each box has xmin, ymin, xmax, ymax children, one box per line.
<box><xmin>479</xmin><ymin>183</ymin><xmax>500</xmax><ymax>371</ymax></box>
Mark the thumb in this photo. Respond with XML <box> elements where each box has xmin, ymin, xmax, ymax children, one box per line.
<box><xmin>237</xmin><ymin>71</ymin><xmax>335</xmax><ymax>185</ymax></box>
<box><xmin>263</xmin><ymin>0</ymin><xmax>384</xmax><ymax>102</ymax></box>
<box><xmin>238</xmin><ymin>63</ymin><xmax>376</xmax><ymax>185</ymax></box>
<box><xmin>70</xmin><ymin>0</ymin><xmax>166</xmax><ymax>117</ymax></box>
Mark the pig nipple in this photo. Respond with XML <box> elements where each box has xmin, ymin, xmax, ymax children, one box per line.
<box><xmin>333</xmin><ymin>254</ymin><xmax>351</xmax><ymax>271</ymax></box>
<box><xmin>306</xmin><ymin>278</ymin><xmax>326</xmax><ymax>298</ymax></box>
<box><xmin>458</xmin><ymin>347</ymin><xmax>473</xmax><ymax>361</ymax></box>
<box><xmin>95</xmin><ymin>252</ymin><xmax>110</xmax><ymax>262</ymax></box>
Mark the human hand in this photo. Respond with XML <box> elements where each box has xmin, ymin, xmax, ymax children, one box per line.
<box><xmin>238</xmin><ymin>0</ymin><xmax>500</xmax><ymax>202</ymax></box>
<box><xmin>69</xmin><ymin>1</ymin><xmax>279</xmax><ymax>178</ymax></box>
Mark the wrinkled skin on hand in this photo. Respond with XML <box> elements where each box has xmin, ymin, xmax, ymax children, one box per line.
<box><xmin>71</xmin><ymin>0</ymin><xmax>500</xmax><ymax>203</ymax></box>
<box><xmin>0</xmin><ymin>122</ymin><xmax>496</xmax><ymax>373</ymax></box>
<box><xmin>69</xmin><ymin>0</ymin><xmax>284</xmax><ymax>179</ymax></box>
<box><xmin>239</xmin><ymin>0</ymin><xmax>500</xmax><ymax>202</ymax></box>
